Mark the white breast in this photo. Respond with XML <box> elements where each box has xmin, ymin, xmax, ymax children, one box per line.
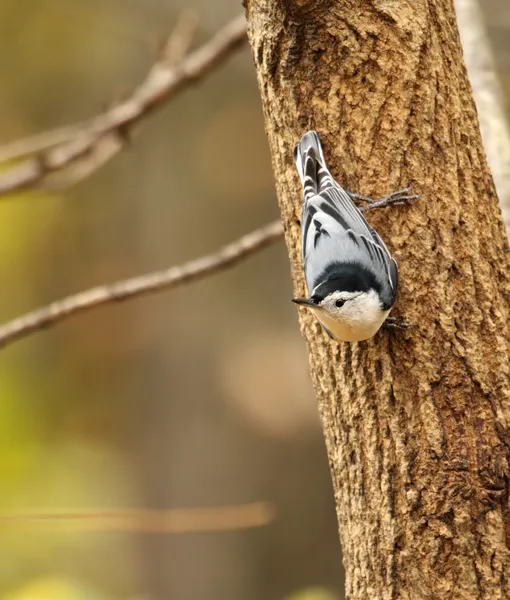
<box><xmin>318</xmin><ymin>311</ymin><xmax>389</xmax><ymax>342</ymax></box>
<box><xmin>316</xmin><ymin>291</ymin><xmax>390</xmax><ymax>342</ymax></box>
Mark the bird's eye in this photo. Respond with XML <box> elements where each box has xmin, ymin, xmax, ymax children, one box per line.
<box><xmin>335</xmin><ymin>299</ymin><xmax>345</xmax><ymax>308</ymax></box>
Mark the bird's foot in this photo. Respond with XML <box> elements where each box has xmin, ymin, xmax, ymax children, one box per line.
<box><xmin>383</xmin><ymin>316</ymin><xmax>416</xmax><ymax>331</ymax></box>
<box><xmin>347</xmin><ymin>186</ymin><xmax>420</xmax><ymax>212</ymax></box>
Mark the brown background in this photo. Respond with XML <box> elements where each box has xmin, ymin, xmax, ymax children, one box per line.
<box><xmin>0</xmin><ymin>2</ymin><xmax>507</xmax><ymax>599</ymax></box>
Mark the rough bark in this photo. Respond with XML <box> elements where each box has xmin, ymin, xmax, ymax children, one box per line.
<box><xmin>244</xmin><ymin>1</ymin><xmax>510</xmax><ymax>599</ymax></box>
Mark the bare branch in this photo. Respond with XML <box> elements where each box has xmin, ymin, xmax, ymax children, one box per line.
<box><xmin>163</xmin><ymin>9</ymin><xmax>200</xmax><ymax>66</ymax></box>
<box><xmin>0</xmin><ymin>220</ymin><xmax>284</xmax><ymax>350</ymax></box>
<box><xmin>0</xmin><ymin>199</ymin><xmax>417</xmax><ymax>350</ymax></box>
<box><xmin>0</xmin><ymin>14</ymin><xmax>247</xmax><ymax>196</ymax></box>
<box><xmin>0</xmin><ymin>501</ymin><xmax>275</xmax><ymax>534</ymax></box>
<box><xmin>0</xmin><ymin>122</ymin><xmax>88</xmax><ymax>163</ymax></box>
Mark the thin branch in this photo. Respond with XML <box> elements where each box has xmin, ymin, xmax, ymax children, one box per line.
<box><xmin>0</xmin><ymin>13</ymin><xmax>247</xmax><ymax>196</ymax></box>
<box><xmin>163</xmin><ymin>9</ymin><xmax>200</xmax><ymax>66</ymax></box>
<box><xmin>0</xmin><ymin>501</ymin><xmax>275</xmax><ymax>534</ymax></box>
<box><xmin>0</xmin><ymin>196</ymin><xmax>417</xmax><ymax>350</ymax></box>
<box><xmin>0</xmin><ymin>122</ymin><xmax>88</xmax><ymax>163</ymax></box>
<box><xmin>0</xmin><ymin>220</ymin><xmax>284</xmax><ymax>350</ymax></box>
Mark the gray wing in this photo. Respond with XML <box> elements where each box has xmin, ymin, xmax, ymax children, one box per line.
<box><xmin>302</xmin><ymin>184</ymin><xmax>397</xmax><ymax>304</ymax></box>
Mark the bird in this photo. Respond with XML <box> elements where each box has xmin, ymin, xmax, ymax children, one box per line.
<box><xmin>292</xmin><ymin>130</ymin><xmax>399</xmax><ymax>342</ymax></box>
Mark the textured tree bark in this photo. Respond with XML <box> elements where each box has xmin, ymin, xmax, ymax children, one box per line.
<box><xmin>244</xmin><ymin>1</ymin><xmax>510</xmax><ymax>598</ymax></box>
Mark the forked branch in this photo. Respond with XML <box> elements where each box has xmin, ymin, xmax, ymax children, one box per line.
<box><xmin>0</xmin><ymin>14</ymin><xmax>247</xmax><ymax>196</ymax></box>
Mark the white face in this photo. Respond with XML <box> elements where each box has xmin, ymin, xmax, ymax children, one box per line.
<box><xmin>311</xmin><ymin>290</ymin><xmax>389</xmax><ymax>342</ymax></box>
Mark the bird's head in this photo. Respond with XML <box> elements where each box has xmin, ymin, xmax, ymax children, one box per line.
<box><xmin>293</xmin><ymin>289</ymin><xmax>384</xmax><ymax>325</ymax></box>
<box><xmin>292</xmin><ymin>277</ymin><xmax>390</xmax><ymax>342</ymax></box>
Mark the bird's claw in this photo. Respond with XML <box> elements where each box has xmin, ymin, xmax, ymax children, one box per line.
<box><xmin>347</xmin><ymin>186</ymin><xmax>421</xmax><ymax>212</ymax></box>
<box><xmin>383</xmin><ymin>316</ymin><xmax>416</xmax><ymax>331</ymax></box>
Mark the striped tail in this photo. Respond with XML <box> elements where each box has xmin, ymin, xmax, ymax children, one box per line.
<box><xmin>293</xmin><ymin>130</ymin><xmax>334</xmax><ymax>200</ymax></box>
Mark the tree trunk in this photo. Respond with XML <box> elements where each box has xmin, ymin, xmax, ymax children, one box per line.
<box><xmin>244</xmin><ymin>1</ymin><xmax>510</xmax><ymax>598</ymax></box>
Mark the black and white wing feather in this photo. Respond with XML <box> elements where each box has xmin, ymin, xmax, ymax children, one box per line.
<box><xmin>293</xmin><ymin>131</ymin><xmax>398</xmax><ymax>309</ymax></box>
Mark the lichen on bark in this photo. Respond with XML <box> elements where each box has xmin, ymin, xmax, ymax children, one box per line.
<box><xmin>245</xmin><ymin>0</ymin><xmax>510</xmax><ymax>598</ymax></box>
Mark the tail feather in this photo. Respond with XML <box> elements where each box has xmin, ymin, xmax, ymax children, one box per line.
<box><xmin>293</xmin><ymin>131</ymin><xmax>333</xmax><ymax>200</ymax></box>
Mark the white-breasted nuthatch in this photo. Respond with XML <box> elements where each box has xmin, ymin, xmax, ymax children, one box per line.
<box><xmin>292</xmin><ymin>130</ymin><xmax>401</xmax><ymax>342</ymax></box>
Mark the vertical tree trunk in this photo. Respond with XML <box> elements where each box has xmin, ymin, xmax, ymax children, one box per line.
<box><xmin>244</xmin><ymin>1</ymin><xmax>510</xmax><ymax>598</ymax></box>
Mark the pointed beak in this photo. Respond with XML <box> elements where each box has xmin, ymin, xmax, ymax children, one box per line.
<box><xmin>292</xmin><ymin>297</ymin><xmax>317</xmax><ymax>308</ymax></box>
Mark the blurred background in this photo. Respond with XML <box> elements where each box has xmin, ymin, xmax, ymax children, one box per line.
<box><xmin>0</xmin><ymin>1</ymin><xmax>508</xmax><ymax>599</ymax></box>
